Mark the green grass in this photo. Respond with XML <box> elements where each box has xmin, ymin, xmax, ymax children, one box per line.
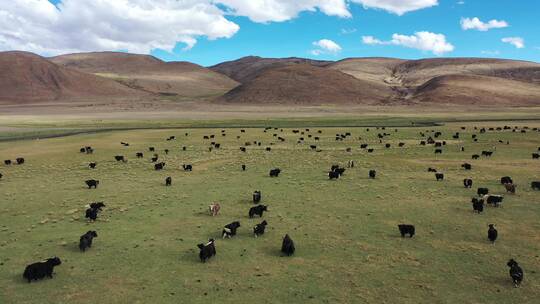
<box><xmin>1</xmin><ymin>120</ymin><xmax>540</xmax><ymax>303</ymax></box>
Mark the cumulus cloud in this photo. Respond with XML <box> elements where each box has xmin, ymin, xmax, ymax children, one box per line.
<box><xmin>215</xmin><ymin>0</ymin><xmax>351</xmax><ymax>23</ymax></box>
<box><xmin>502</xmin><ymin>37</ymin><xmax>525</xmax><ymax>49</ymax></box>
<box><xmin>461</xmin><ymin>17</ymin><xmax>508</xmax><ymax>31</ymax></box>
<box><xmin>0</xmin><ymin>0</ymin><xmax>240</xmax><ymax>55</ymax></box>
<box><xmin>362</xmin><ymin>32</ymin><xmax>454</xmax><ymax>55</ymax></box>
<box><xmin>311</xmin><ymin>39</ymin><xmax>342</xmax><ymax>55</ymax></box>
<box><xmin>351</xmin><ymin>0</ymin><xmax>438</xmax><ymax>15</ymax></box>
<box><xmin>0</xmin><ymin>0</ymin><xmax>443</xmax><ymax>56</ymax></box>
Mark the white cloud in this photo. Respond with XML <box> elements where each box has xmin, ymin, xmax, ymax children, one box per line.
<box><xmin>0</xmin><ymin>0</ymin><xmax>443</xmax><ymax>56</ymax></box>
<box><xmin>311</xmin><ymin>39</ymin><xmax>342</xmax><ymax>55</ymax></box>
<box><xmin>362</xmin><ymin>36</ymin><xmax>387</xmax><ymax>45</ymax></box>
<box><xmin>351</xmin><ymin>0</ymin><xmax>438</xmax><ymax>15</ymax></box>
<box><xmin>502</xmin><ymin>37</ymin><xmax>525</xmax><ymax>49</ymax></box>
<box><xmin>461</xmin><ymin>17</ymin><xmax>508</xmax><ymax>31</ymax></box>
<box><xmin>457</xmin><ymin>1</ymin><xmax>465</xmax><ymax>5</ymax></box>
<box><xmin>362</xmin><ymin>31</ymin><xmax>454</xmax><ymax>55</ymax></box>
<box><xmin>0</xmin><ymin>0</ymin><xmax>240</xmax><ymax>55</ymax></box>
<box><xmin>215</xmin><ymin>0</ymin><xmax>351</xmax><ymax>23</ymax></box>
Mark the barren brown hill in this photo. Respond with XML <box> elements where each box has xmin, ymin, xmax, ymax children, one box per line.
<box><xmin>51</xmin><ymin>52</ymin><xmax>238</xmax><ymax>98</ymax></box>
<box><xmin>220</xmin><ymin>64</ymin><xmax>389</xmax><ymax>104</ymax></box>
<box><xmin>0</xmin><ymin>51</ymin><xmax>143</xmax><ymax>103</ymax></box>
<box><xmin>210</xmin><ymin>56</ymin><xmax>332</xmax><ymax>83</ymax></box>
<box><xmin>412</xmin><ymin>74</ymin><xmax>540</xmax><ymax>106</ymax></box>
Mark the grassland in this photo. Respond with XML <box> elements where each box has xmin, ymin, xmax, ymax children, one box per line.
<box><xmin>1</xmin><ymin>118</ymin><xmax>540</xmax><ymax>304</ymax></box>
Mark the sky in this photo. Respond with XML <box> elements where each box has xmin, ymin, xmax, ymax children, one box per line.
<box><xmin>0</xmin><ymin>0</ymin><xmax>539</xmax><ymax>66</ymax></box>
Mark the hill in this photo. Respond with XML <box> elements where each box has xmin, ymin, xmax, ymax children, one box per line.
<box><xmin>51</xmin><ymin>52</ymin><xmax>238</xmax><ymax>98</ymax></box>
<box><xmin>210</xmin><ymin>56</ymin><xmax>332</xmax><ymax>83</ymax></box>
<box><xmin>0</xmin><ymin>51</ymin><xmax>142</xmax><ymax>103</ymax></box>
<box><xmin>220</xmin><ymin>64</ymin><xmax>389</xmax><ymax>104</ymax></box>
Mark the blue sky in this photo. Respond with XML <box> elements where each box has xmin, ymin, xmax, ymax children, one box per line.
<box><xmin>6</xmin><ymin>1</ymin><xmax>540</xmax><ymax>66</ymax></box>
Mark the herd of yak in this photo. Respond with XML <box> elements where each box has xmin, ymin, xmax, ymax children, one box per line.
<box><xmin>2</xmin><ymin>124</ymin><xmax>539</xmax><ymax>289</ymax></box>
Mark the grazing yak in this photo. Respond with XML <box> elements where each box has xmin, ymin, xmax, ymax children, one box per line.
<box><xmin>79</xmin><ymin>231</ymin><xmax>98</xmax><ymax>252</ymax></box>
<box><xmin>241</xmin><ymin>164</ymin><xmax>246</xmax><ymax>171</ymax></box>
<box><xmin>461</xmin><ymin>163</ymin><xmax>472</xmax><ymax>170</ymax></box>
<box><xmin>531</xmin><ymin>181</ymin><xmax>540</xmax><ymax>190</ymax></box>
<box><xmin>85</xmin><ymin>207</ymin><xmax>99</xmax><ymax>221</ymax></box>
<box><xmin>154</xmin><ymin>162</ymin><xmax>165</xmax><ymax>171</ymax></box>
<box><xmin>253</xmin><ymin>191</ymin><xmax>262</xmax><ymax>204</ymax></box>
<box><xmin>487</xmin><ymin>224</ymin><xmax>498</xmax><ymax>243</ymax></box>
<box><xmin>507</xmin><ymin>259</ymin><xmax>524</xmax><ymax>287</ymax></box>
<box><xmin>165</xmin><ymin>177</ymin><xmax>172</xmax><ymax>186</ymax></box>
<box><xmin>85</xmin><ymin>179</ymin><xmax>99</xmax><ymax>189</ymax></box>
<box><xmin>114</xmin><ymin>155</ymin><xmax>126</xmax><ymax>162</ymax></box>
<box><xmin>484</xmin><ymin>194</ymin><xmax>503</xmax><ymax>207</ymax></box>
<box><xmin>533</xmin><ymin>153</ymin><xmax>540</xmax><ymax>159</ymax></box>
<box><xmin>23</xmin><ymin>257</ymin><xmax>62</xmax><ymax>283</ymax></box>
<box><xmin>435</xmin><ymin>173</ymin><xmax>444</xmax><ymax>181</ymax></box>
<box><xmin>463</xmin><ymin>178</ymin><xmax>473</xmax><ymax>188</ymax></box>
<box><xmin>471</xmin><ymin>198</ymin><xmax>484</xmax><ymax>213</ymax></box>
<box><xmin>240</xmin><ymin>147</ymin><xmax>246</xmax><ymax>152</ymax></box>
<box><xmin>16</xmin><ymin>157</ymin><xmax>25</xmax><ymax>164</ymax></box>
<box><xmin>88</xmin><ymin>162</ymin><xmax>97</xmax><ymax>169</ymax></box>
<box><xmin>136</xmin><ymin>152</ymin><xmax>144</xmax><ymax>158</ymax></box>
<box><xmin>281</xmin><ymin>234</ymin><xmax>295</xmax><ymax>256</ymax></box>
<box><xmin>149</xmin><ymin>147</ymin><xmax>155</xmax><ymax>152</ymax></box>
<box><xmin>434</xmin><ymin>149</ymin><xmax>443</xmax><ymax>154</ymax></box>
<box><xmin>481</xmin><ymin>151</ymin><xmax>493</xmax><ymax>157</ymax></box>
<box><xmin>398</xmin><ymin>224</ymin><xmax>415</xmax><ymax>238</ymax></box>
<box><xmin>209</xmin><ymin>203</ymin><xmax>221</xmax><ymax>216</ymax></box>
<box><xmin>427</xmin><ymin>167</ymin><xmax>437</xmax><ymax>173</ymax></box>
<box><xmin>504</xmin><ymin>183</ymin><xmax>516</xmax><ymax>194</ymax></box>
<box><xmin>4</xmin><ymin>159</ymin><xmax>12</xmax><ymax>165</ymax></box>
<box><xmin>151</xmin><ymin>156</ymin><xmax>158</xmax><ymax>162</ymax></box>
<box><xmin>253</xmin><ymin>220</ymin><xmax>267</xmax><ymax>237</ymax></box>
<box><xmin>249</xmin><ymin>205</ymin><xmax>268</xmax><ymax>218</ymax></box>
<box><xmin>477</xmin><ymin>187</ymin><xmax>489</xmax><ymax>196</ymax></box>
<box><xmin>197</xmin><ymin>239</ymin><xmax>216</xmax><ymax>263</ymax></box>
<box><xmin>328</xmin><ymin>171</ymin><xmax>340</xmax><ymax>180</ymax></box>
<box><xmin>0</xmin><ymin>173</ymin><xmax>2</xmax><ymax>179</ymax></box>
<box><xmin>369</xmin><ymin>170</ymin><xmax>376</xmax><ymax>179</ymax></box>
<box><xmin>222</xmin><ymin>221</ymin><xmax>241</xmax><ymax>238</ymax></box>
<box><xmin>367</xmin><ymin>148</ymin><xmax>374</xmax><ymax>153</ymax></box>
<box><xmin>269</xmin><ymin>168</ymin><xmax>281</xmax><ymax>177</ymax></box>
<box><xmin>500</xmin><ymin>176</ymin><xmax>513</xmax><ymax>185</ymax></box>
<box><xmin>182</xmin><ymin>164</ymin><xmax>193</xmax><ymax>171</ymax></box>
<box><xmin>472</xmin><ymin>154</ymin><xmax>480</xmax><ymax>160</ymax></box>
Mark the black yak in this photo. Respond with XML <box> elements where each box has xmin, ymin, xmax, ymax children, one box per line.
<box><xmin>88</xmin><ymin>162</ymin><xmax>97</xmax><ymax>169</ymax></box>
<box><xmin>222</xmin><ymin>221</ymin><xmax>241</xmax><ymax>238</ymax></box>
<box><xmin>197</xmin><ymin>239</ymin><xmax>216</xmax><ymax>263</ymax></box>
<box><xmin>435</xmin><ymin>173</ymin><xmax>444</xmax><ymax>181</ymax></box>
<box><xmin>472</xmin><ymin>198</ymin><xmax>484</xmax><ymax>213</ymax></box>
<box><xmin>504</xmin><ymin>183</ymin><xmax>516</xmax><ymax>194</ymax></box>
<box><xmin>507</xmin><ymin>259</ymin><xmax>524</xmax><ymax>287</ymax></box>
<box><xmin>165</xmin><ymin>176</ymin><xmax>172</xmax><ymax>186</ymax></box>
<box><xmin>531</xmin><ymin>181</ymin><xmax>540</xmax><ymax>190</ymax></box>
<box><xmin>398</xmin><ymin>224</ymin><xmax>415</xmax><ymax>237</ymax></box>
<box><xmin>16</xmin><ymin>157</ymin><xmax>25</xmax><ymax>164</ymax></box>
<box><xmin>253</xmin><ymin>191</ymin><xmax>262</xmax><ymax>204</ymax></box>
<box><xmin>182</xmin><ymin>164</ymin><xmax>193</xmax><ymax>171</ymax></box>
<box><xmin>249</xmin><ymin>205</ymin><xmax>268</xmax><ymax>218</ymax></box>
<box><xmin>155</xmin><ymin>162</ymin><xmax>165</xmax><ymax>171</ymax></box>
<box><xmin>269</xmin><ymin>168</ymin><xmax>281</xmax><ymax>177</ymax></box>
<box><xmin>79</xmin><ymin>231</ymin><xmax>98</xmax><ymax>252</ymax></box>
<box><xmin>85</xmin><ymin>179</ymin><xmax>99</xmax><ymax>189</ymax></box>
<box><xmin>487</xmin><ymin>224</ymin><xmax>498</xmax><ymax>243</ymax></box>
<box><xmin>463</xmin><ymin>178</ymin><xmax>473</xmax><ymax>188</ymax></box>
<box><xmin>369</xmin><ymin>170</ymin><xmax>376</xmax><ymax>179</ymax></box>
<box><xmin>254</xmin><ymin>220</ymin><xmax>267</xmax><ymax>237</ymax></box>
<box><xmin>281</xmin><ymin>234</ymin><xmax>295</xmax><ymax>256</ymax></box>
<box><xmin>114</xmin><ymin>155</ymin><xmax>126</xmax><ymax>162</ymax></box>
<box><xmin>461</xmin><ymin>163</ymin><xmax>472</xmax><ymax>170</ymax></box>
<box><xmin>23</xmin><ymin>257</ymin><xmax>62</xmax><ymax>283</ymax></box>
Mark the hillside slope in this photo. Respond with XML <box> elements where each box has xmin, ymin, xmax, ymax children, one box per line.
<box><xmin>51</xmin><ymin>52</ymin><xmax>238</xmax><ymax>98</ymax></box>
<box><xmin>0</xmin><ymin>51</ymin><xmax>143</xmax><ymax>102</ymax></box>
